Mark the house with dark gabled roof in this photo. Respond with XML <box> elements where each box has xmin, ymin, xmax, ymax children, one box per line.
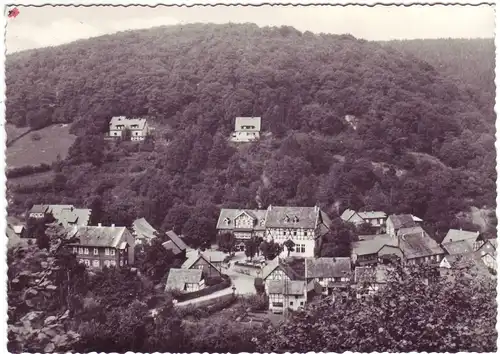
<box><xmin>216</xmin><ymin>208</ymin><xmax>267</xmax><ymax>251</ymax></box>
<box><xmin>397</xmin><ymin>226</ymin><xmax>444</xmax><ymax>265</ymax></box>
<box><xmin>264</xmin><ymin>205</ymin><xmax>331</xmax><ymax>258</ymax></box>
<box><xmin>354</xmin><ymin>265</ymin><xmax>390</xmax><ymax>298</ymax></box>
<box><xmin>67</xmin><ymin>223</ymin><xmax>135</xmax><ymax>269</ymax></box>
<box><xmin>181</xmin><ymin>251</ymin><xmax>223</xmax><ymax>279</ymax></box>
<box><xmin>386</xmin><ymin>214</ymin><xmax>417</xmax><ymax>237</ymax></box>
<box><xmin>162</xmin><ymin>230</ymin><xmax>188</xmax><ymax>259</ymax></box>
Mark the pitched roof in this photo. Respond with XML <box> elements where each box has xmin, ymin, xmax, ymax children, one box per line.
<box><xmin>70</xmin><ymin>226</ymin><xmax>128</xmax><ymax>248</ymax></box>
<box><xmin>13</xmin><ymin>225</ymin><xmax>24</xmax><ymax>234</ymax></box>
<box><xmin>354</xmin><ymin>266</ymin><xmax>389</xmax><ymax>284</ymax></box>
<box><xmin>261</xmin><ymin>257</ymin><xmax>280</xmax><ymax>279</ymax></box>
<box><xmin>352</xmin><ymin>234</ymin><xmax>398</xmax><ymax>256</ymax></box>
<box><xmin>202</xmin><ymin>250</ymin><xmax>227</xmax><ymax>263</ymax></box>
<box><xmin>442</xmin><ymin>229</ymin><xmax>480</xmax><ymax>245</ymax></box>
<box><xmin>265</xmin><ymin>205</ymin><xmax>324</xmax><ymax>229</ymax></box>
<box><xmin>305</xmin><ymin>257</ymin><xmax>352</xmax><ymax>278</ymax></box>
<box><xmin>29</xmin><ymin>204</ymin><xmax>49</xmax><ymax>214</ymax></box>
<box><xmin>48</xmin><ymin>205</ymin><xmax>91</xmax><ymax>228</ymax></box>
<box><xmin>234</xmin><ymin>117</ymin><xmax>261</xmax><ymax>132</ymax></box>
<box><xmin>340</xmin><ymin>209</ymin><xmax>357</xmax><ymax>222</ymax></box>
<box><xmin>267</xmin><ymin>280</ymin><xmax>305</xmax><ymax>295</ymax></box>
<box><xmin>162</xmin><ymin>230</ymin><xmax>187</xmax><ymax>254</ymax></box>
<box><xmin>441</xmin><ymin>240</ymin><xmax>475</xmax><ymax>255</ymax></box>
<box><xmin>398</xmin><ymin>227</ymin><xmax>444</xmax><ymax>259</ymax></box>
<box><xmin>181</xmin><ymin>252</ymin><xmax>223</xmax><ymax>271</ymax></box>
<box><xmin>132</xmin><ymin>217</ymin><xmax>157</xmax><ymax>242</ymax></box>
<box><xmin>358</xmin><ymin>211</ymin><xmax>387</xmax><ymax>219</ymax></box>
<box><xmin>388</xmin><ymin>214</ymin><xmax>416</xmax><ymax>230</ymax></box>
<box><xmin>216</xmin><ymin>208</ymin><xmax>267</xmax><ymax>231</ymax></box>
<box><xmin>109</xmin><ymin>116</ymin><xmax>147</xmax><ymax>130</ymax></box>
<box><xmin>165</xmin><ymin>268</ymin><xmax>203</xmax><ymax>291</ymax></box>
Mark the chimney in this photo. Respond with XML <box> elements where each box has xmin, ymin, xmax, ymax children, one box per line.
<box><xmin>111</xmin><ymin>224</ymin><xmax>115</xmax><ymax>228</ymax></box>
<box><xmin>98</xmin><ymin>223</ymin><xmax>102</xmax><ymax>227</ymax></box>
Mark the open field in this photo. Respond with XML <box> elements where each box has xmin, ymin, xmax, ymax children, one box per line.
<box><xmin>6</xmin><ymin>123</ymin><xmax>31</xmax><ymax>144</ymax></box>
<box><xmin>6</xmin><ymin>124</ymin><xmax>76</xmax><ymax>169</ymax></box>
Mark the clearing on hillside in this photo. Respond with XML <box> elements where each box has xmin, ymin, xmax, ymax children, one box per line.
<box><xmin>6</xmin><ymin>124</ymin><xmax>76</xmax><ymax>169</ymax></box>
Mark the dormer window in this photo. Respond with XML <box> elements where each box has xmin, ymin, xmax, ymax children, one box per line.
<box><xmin>284</xmin><ymin>215</ymin><xmax>290</xmax><ymax>223</ymax></box>
<box><xmin>224</xmin><ymin>217</ymin><xmax>231</xmax><ymax>225</ymax></box>
<box><xmin>293</xmin><ymin>216</ymin><xmax>299</xmax><ymax>223</ymax></box>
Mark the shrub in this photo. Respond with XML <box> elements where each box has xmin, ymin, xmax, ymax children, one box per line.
<box><xmin>31</xmin><ymin>132</ymin><xmax>42</xmax><ymax>141</ymax></box>
<box><xmin>7</xmin><ymin>163</ymin><xmax>51</xmax><ymax>178</ymax></box>
<box><xmin>254</xmin><ymin>277</ymin><xmax>265</xmax><ymax>294</ymax></box>
<box><xmin>240</xmin><ymin>294</ymin><xmax>269</xmax><ymax>311</ymax></box>
<box><xmin>205</xmin><ymin>276</ymin><xmax>224</xmax><ymax>286</ymax></box>
<box><xmin>130</xmin><ymin>164</ymin><xmax>144</xmax><ymax>173</ymax></box>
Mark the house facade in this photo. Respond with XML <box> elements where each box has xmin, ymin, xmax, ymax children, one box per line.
<box><xmin>230</xmin><ymin>116</ymin><xmax>261</xmax><ymax>142</ymax></box>
<box><xmin>267</xmin><ymin>280</ymin><xmax>307</xmax><ymax>313</ymax></box>
<box><xmin>341</xmin><ymin>209</ymin><xmax>387</xmax><ymax>231</ymax></box>
<box><xmin>68</xmin><ymin>224</ymin><xmax>135</xmax><ymax>269</ymax></box>
<box><xmin>216</xmin><ymin>209</ymin><xmax>267</xmax><ymax>251</ymax></box>
<box><xmin>264</xmin><ymin>205</ymin><xmax>331</xmax><ymax>258</ymax></box>
<box><xmin>109</xmin><ymin>116</ymin><xmax>150</xmax><ymax>141</ymax></box>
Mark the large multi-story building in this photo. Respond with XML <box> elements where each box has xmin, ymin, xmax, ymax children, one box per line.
<box><xmin>264</xmin><ymin>205</ymin><xmax>331</xmax><ymax>258</ymax></box>
<box><xmin>216</xmin><ymin>205</ymin><xmax>331</xmax><ymax>257</ymax></box>
<box><xmin>67</xmin><ymin>224</ymin><xmax>135</xmax><ymax>269</ymax></box>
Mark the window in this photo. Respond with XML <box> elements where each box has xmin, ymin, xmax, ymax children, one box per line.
<box><xmin>73</xmin><ymin>247</ymin><xmax>77</xmax><ymax>253</ymax></box>
<box><xmin>304</xmin><ymin>231</ymin><xmax>308</xmax><ymax>236</ymax></box>
<box><xmin>301</xmin><ymin>244</ymin><xmax>306</xmax><ymax>253</ymax></box>
<box><xmin>93</xmin><ymin>248</ymin><xmax>98</xmax><ymax>255</ymax></box>
<box><xmin>84</xmin><ymin>260</ymin><xmax>90</xmax><ymax>266</ymax></box>
<box><xmin>119</xmin><ymin>260</ymin><xmax>123</xmax><ymax>266</ymax></box>
<box><xmin>78</xmin><ymin>247</ymin><xmax>83</xmax><ymax>254</ymax></box>
<box><xmin>110</xmin><ymin>260</ymin><xmax>116</xmax><ymax>267</ymax></box>
<box><xmin>105</xmin><ymin>248</ymin><xmax>110</xmax><ymax>256</ymax></box>
<box><xmin>110</xmin><ymin>249</ymin><xmax>116</xmax><ymax>256</ymax></box>
<box><xmin>104</xmin><ymin>260</ymin><xmax>110</xmax><ymax>267</ymax></box>
<box><xmin>92</xmin><ymin>260</ymin><xmax>100</xmax><ymax>268</ymax></box>
<box><xmin>290</xmin><ymin>301</ymin><xmax>293</xmax><ymax>306</ymax></box>
<box><xmin>84</xmin><ymin>248</ymin><xmax>89</xmax><ymax>255</ymax></box>
<box><xmin>300</xmin><ymin>301</ymin><xmax>304</xmax><ymax>306</ymax></box>
<box><xmin>318</xmin><ymin>277</ymin><xmax>323</xmax><ymax>282</ymax></box>
<box><xmin>293</xmin><ymin>231</ymin><xmax>297</xmax><ymax>236</ymax></box>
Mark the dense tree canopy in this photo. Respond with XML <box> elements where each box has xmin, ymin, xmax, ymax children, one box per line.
<box><xmin>6</xmin><ymin>24</ymin><xmax>496</xmax><ymax>245</ymax></box>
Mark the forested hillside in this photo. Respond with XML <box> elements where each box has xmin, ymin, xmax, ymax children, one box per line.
<box><xmin>5</xmin><ymin>24</ymin><xmax>496</xmax><ymax>245</ymax></box>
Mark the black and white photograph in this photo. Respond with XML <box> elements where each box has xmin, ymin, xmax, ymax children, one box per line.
<box><xmin>3</xmin><ymin>2</ymin><xmax>497</xmax><ymax>352</ymax></box>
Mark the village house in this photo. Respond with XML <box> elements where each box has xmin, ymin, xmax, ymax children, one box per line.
<box><xmin>162</xmin><ymin>230</ymin><xmax>188</xmax><ymax>260</ymax></box>
<box><xmin>216</xmin><ymin>208</ymin><xmax>267</xmax><ymax>251</ymax></box>
<box><xmin>108</xmin><ymin>116</ymin><xmax>150</xmax><ymax>141</ymax></box>
<box><xmin>386</xmin><ymin>214</ymin><xmax>422</xmax><ymax>238</ymax></box>
<box><xmin>476</xmin><ymin>240</ymin><xmax>497</xmax><ymax>272</ymax></box>
<box><xmin>305</xmin><ymin>257</ymin><xmax>352</xmax><ymax>296</ymax></box>
<box><xmin>27</xmin><ymin>204</ymin><xmax>92</xmax><ymax>228</ymax></box>
<box><xmin>182</xmin><ymin>251</ymin><xmax>224</xmax><ymax>279</ymax></box>
<box><xmin>354</xmin><ymin>265</ymin><xmax>389</xmax><ymax>298</ymax></box>
<box><xmin>132</xmin><ymin>217</ymin><xmax>158</xmax><ymax>245</ymax></box>
<box><xmin>67</xmin><ymin>223</ymin><xmax>135</xmax><ymax>269</ymax></box>
<box><xmin>341</xmin><ymin>209</ymin><xmax>387</xmax><ymax>231</ymax></box>
<box><xmin>261</xmin><ymin>257</ymin><xmax>308</xmax><ymax>313</ymax></box>
<box><xmin>230</xmin><ymin>116</ymin><xmax>261</xmax><ymax>142</ymax></box>
<box><xmin>352</xmin><ymin>226</ymin><xmax>444</xmax><ymax>266</ymax></box>
<box><xmin>351</xmin><ymin>234</ymin><xmax>401</xmax><ymax>266</ymax></box>
<box><xmin>165</xmin><ymin>268</ymin><xmax>205</xmax><ymax>293</ymax></box>
<box><xmin>264</xmin><ymin>205</ymin><xmax>331</xmax><ymax>258</ymax></box>
<box><xmin>267</xmin><ymin>280</ymin><xmax>307</xmax><ymax>314</ymax></box>
<box><xmin>442</xmin><ymin>229</ymin><xmax>481</xmax><ymax>248</ymax></box>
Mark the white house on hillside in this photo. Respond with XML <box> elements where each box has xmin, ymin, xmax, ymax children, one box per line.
<box><xmin>109</xmin><ymin>116</ymin><xmax>150</xmax><ymax>141</ymax></box>
<box><xmin>230</xmin><ymin>116</ymin><xmax>261</xmax><ymax>142</ymax></box>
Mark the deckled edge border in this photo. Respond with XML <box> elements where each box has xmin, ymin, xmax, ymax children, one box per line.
<box><xmin>0</xmin><ymin>1</ymin><xmax>498</xmax><ymax>354</ymax></box>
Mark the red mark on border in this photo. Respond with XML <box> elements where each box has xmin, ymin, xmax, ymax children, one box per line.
<box><xmin>8</xmin><ymin>8</ymin><xmax>20</xmax><ymax>19</ymax></box>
